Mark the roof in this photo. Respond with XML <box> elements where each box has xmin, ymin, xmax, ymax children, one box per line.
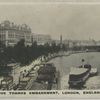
<box><xmin>69</xmin><ymin>67</ymin><xmax>88</xmax><ymax>75</ymax></box>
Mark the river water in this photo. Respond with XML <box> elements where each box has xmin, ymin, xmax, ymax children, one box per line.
<box><xmin>49</xmin><ymin>52</ymin><xmax>100</xmax><ymax>90</ymax></box>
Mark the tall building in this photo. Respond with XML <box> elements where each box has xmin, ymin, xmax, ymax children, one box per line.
<box><xmin>32</xmin><ymin>33</ymin><xmax>52</xmax><ymax>45</ymax></box>
<box><xmin>0</xmin><ymin>20</ymin><xmax>32</xmax><ymax>46</ymax></box>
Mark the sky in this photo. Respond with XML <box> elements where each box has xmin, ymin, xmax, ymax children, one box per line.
<box><xmin>0</xmin><ymin>0</ymin><xmax>100</xmax><ymax>2</ymax></box>
<box><xmin>0</xmin><ymin>3</ymin><xmax>100</xmax><ymax>40</ymax></box>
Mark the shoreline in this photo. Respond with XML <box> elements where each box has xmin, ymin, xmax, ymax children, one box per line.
<box><xmin>0</xmin><ymin>51</ymin><xmax>98</xmax><ymax>90</ymax></box>
<box><xmin>26</xmin><ymin>51</ymin><xmax>95</xmax><ymax>90</ymax></box>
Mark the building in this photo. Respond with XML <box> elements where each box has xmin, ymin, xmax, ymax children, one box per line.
<box><xmin>74</xmin><ymin>40</ymin><xmax>97</xmax><ymax>47</ymax></box>
<box><xmin>63</xmin><ymin>40</ymin><xmax>74</xmax><ymax>48</ymax></box>
<box><xmin>32</xmin><ymin>34</ymin><xmax>52</xmax><ymax>45</ymax></box>
<box><xmin>63</xmin><ymin>39</ymin><xmax>97</xmax><ymax>48</ymax></box>
<box><xmin>96</xmin><ymin>41</ymin><xmax>100</xmax><ymax>46</ymax></box>
<box><xmin>0</xmin><ymin>20</ymin><xmax>32</xmax><ymax>46</ymax></box>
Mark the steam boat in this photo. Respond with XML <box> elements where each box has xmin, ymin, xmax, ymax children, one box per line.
<box><xmin>68</xmin><ymin>64</ymin><xmax>91</xmax><ymax>87</ymax></box>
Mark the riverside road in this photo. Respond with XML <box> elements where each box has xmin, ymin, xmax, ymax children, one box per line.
<box><xmin>49</xmin><ymin>52</ymin><xmax>100</xmax><ymax>89</ymax></box>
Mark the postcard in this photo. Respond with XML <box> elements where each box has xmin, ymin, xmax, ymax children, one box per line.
<box><xmin>0</xmin><ymin>0</ymin><xmax>100</xmax><ymax>99</ymax></box>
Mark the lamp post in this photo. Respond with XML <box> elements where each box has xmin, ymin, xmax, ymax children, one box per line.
<box><xmin>81</xmin><ymin>59</ymin><xmax>85</xmax><ymax>68</ymax></box>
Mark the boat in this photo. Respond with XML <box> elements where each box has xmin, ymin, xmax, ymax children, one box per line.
<box><xmin>90</xmin><ymin>68</ymin><xmax>98</xmax><ymax>76</ymax></box>
<box><xmin>68</xmin><ymin>64</ymin><xmax>91</xmax><ymax>88</ymax></box>
<box><xmin>36</xmin><ymin>63</ymin><xmax>59</xmax><ymax>90</ymax></box>
<box><xmin>37</xmin><ymin>63</ymin><xmax>56</xmax><ymax>82</ymax></box>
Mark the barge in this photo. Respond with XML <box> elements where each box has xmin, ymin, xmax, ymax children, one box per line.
<box><xmin>90</xmin><ymin>68</ymin><xmax>98</xmax><ymax>76</ymax></box>
<box><xmin>68</xmin><ymin>64</ymin><xmax>91</xmax><ymax>88</ymax></box>
<box><xmin>36</xmin><ymin>63</ymin><xmax>59</xmax><ymax>90</ymax></box>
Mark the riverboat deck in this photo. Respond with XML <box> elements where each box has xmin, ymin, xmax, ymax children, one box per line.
<box><xmin>69</xmin><ymin>67</ymin><xmax>89</xmax><ymax>75</ymax></box>
<box><xmin>90</xmin><ymin>68</ymin><xmax>98</xmax><ymax>76</ymax></box>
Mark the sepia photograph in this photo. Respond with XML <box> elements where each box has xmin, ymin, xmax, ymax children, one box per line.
<box><xmin>0</xmin><ymin>1</ymin><xmax>100</xmax><ymax>93</ymax></box>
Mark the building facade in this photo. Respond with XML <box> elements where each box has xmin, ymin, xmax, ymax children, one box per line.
<box><xmin>32</xmin><ymin>34</ymin><xmax>52</xmax><ymax>45</ymax></box>
<box><xmin>63</xmin><ymin>39</ymin><xmax>97</xmax><ymax>48</ymax></box>
<box><xmin>0</xmin><ymin>20</ymin><xmax>32</xmax><ymax>46</ymax></box>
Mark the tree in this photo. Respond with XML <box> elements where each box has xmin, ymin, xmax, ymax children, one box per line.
<box><xmin>0</xmin><ymin>41</ymin><xmax>5</xmax><ymax>48</ymax></box>
<box><xmin>13</xmin><ymin>39</ymin><xmax>26</xmax><ymax>65</ymax></box>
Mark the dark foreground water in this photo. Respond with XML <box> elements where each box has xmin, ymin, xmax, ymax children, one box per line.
<box><xmin>49</xmin><ymin>52</ymin><xmax>100</xmax><ymax>89</ymax></box>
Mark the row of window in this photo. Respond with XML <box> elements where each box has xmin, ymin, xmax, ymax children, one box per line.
<box><xmin>0</xmin><ymin>34</ymin><xmax>6</xmax><ymax>40</ymax></box>
<box><xmin>0</xmin><ymin>33</ymin><xmax>31</xmax><ymax>39</ymax></box>
<box><xmin>7</xmin><ymin>39</ymin><xmax>16</xmax><ymax>43</ymax></box>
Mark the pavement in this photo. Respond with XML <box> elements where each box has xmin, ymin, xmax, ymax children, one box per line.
<box><xmin>0</xmin><ymin>52</ymin><xmax>72</xmax><ymax>89</ymax></box>
<box><xmin>11</xmin><ymin>57</ymin><xmax>44</xmax><ymax>85</ymax></box>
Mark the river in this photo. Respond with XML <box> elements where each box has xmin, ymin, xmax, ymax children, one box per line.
<box><xmin>49</xmin><ymin>52</ymin><xmax>100</xmax><ymax>89</ymax></box>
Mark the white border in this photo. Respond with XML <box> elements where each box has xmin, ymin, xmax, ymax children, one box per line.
<box><xmin>0</xmin><ymin>2</ymin><xmax>100</xmax><ymax>5</ymax></box>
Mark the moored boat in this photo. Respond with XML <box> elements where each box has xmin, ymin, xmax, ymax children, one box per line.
<box><xmin>90</xmin><ymin>68</ymin><xmax>98</xmax><ymax>76</ymax></box>
<box><xmin>68</xmin><ymin>64</ymin><xmax>91</xmax><ymax>88</ymax></box>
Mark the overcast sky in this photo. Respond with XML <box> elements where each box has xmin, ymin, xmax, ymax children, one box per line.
<box><xmin>0</xmin><ymin>3</ymin><xmax>100</xmax><ymax>40</ymax></box>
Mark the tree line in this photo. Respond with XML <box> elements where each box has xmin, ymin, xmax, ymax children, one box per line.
<box><xmin>0</xmin><ymin>39</ymin><xmax>66</xmax><ymax>66</ymax></box>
